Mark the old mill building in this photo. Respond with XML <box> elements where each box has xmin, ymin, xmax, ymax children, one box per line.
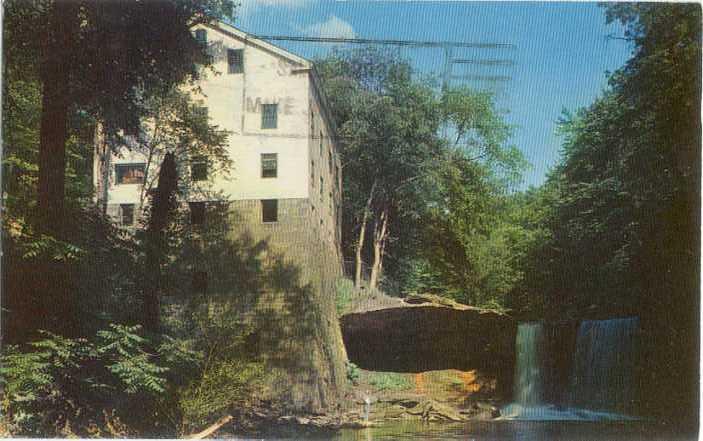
<box><xmin>94</xmin><ymin>22</ymin><xmax>342</xmax><ymax>262</ymax></box>
<box><xmin>93</xmin><ymin>22</ymin><xmax>348</xmax><ymax>411</ymax></box>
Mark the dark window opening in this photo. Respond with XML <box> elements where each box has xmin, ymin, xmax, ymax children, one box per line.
<box><xmin>311</xmin><ymin>159</ymin><xmax>315</xmax><ymax>184</ymax></box>
<box><xmin>261</xmin><ymin>104</ymin><xmax>278</xmax><ymax>129</ymax></box>
<box><xmin>261</xmin><ymin>153</ymin><xmax>277</xmax><ymax>178</ymax></box>
<box><xmin>227</xmin><ymin>49</ymin><xmax>243</xmax><ymax>74</ymax></box>
<box><xmin>261</xmin><ymin>199</ymin><xmax>278</xmax><ymax>223</ymax></box>
<box><xmin>192</xmin><ymin>271</ymin><xmax>208</xmax><ymax>294</ymax></box>
<box><xmin>320</xmin><ymin>176</ymin><xmax>324</xmax><ymax>198</ymax></box>
<box><xmin>121</xmin><ymin>204</ymin><xmax>135</xmax><ymax>226</ymax></box>
<box><xmin>191</xmin><ymin>156</ymin><xmax>208</xmax><ymax>181</ymax></box>
<box><xmin>328</xmin><ymin>151</ymin><xmax>333</xmax><ymax>175</ymax></box>
<box><xmin>319</xmin><ymin>131</ymin><xmax>323</xmax><ymax>156</ymax></box>
<box><xmin>115</xmin><ymin>163</ymin><xmax>145</xmax><ymax>185</ymax></box>
<box><xmin>195</xmin><ymin>29</ymin><xmax>207</xmax><ymax>44</ymax></box>
<box><xmin>189</xmin><ymin>202</ymin><xmax>206</xmax><ymax>225</ymax></box>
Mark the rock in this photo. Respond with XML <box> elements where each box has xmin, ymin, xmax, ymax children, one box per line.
<box><xmin>462</xmin><ymin>401</ymin><xmax>501</xmax><ymax>420</ymax></box>
<box><xmin>403</xmin><ymin>399</ymin><xmax>465</xmax><ymax>422</ymax></box>
<box><xmin>340</xmin><ymin>300</ymin><xmax>515</xmax><ymax>386</ymax></box>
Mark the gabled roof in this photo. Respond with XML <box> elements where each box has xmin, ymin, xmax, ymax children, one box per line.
<box><xmin>205</xmin><ymin>21</ymin><xmax>311</xmax><ymax>68</ymax></box>
<box><xmin>198</xmin><ymin>21</ymin><xmax>340</xmax><ymax>145</ymax></box>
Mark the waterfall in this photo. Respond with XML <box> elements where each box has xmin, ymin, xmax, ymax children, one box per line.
<box><xmin>513</xmin><ymin>322</ymin><xmax>546</xmax><ymax>406</ymax></box>
<box><xmin>569</xmin><ymin>318</ymin><xmax>639</xmax><ymax>413</ymax></box>
<box><xmin>501</xmin><ymin>317</ymin><xmax>640</xmax><ymax>421</ymax></box>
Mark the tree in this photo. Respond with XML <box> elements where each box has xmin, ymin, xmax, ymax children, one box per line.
<box><xmin>142</xmin><ymin>153</ymin><xmax>178</xmax><ymax>332</ymax></box>
<box><xmin>318</xmin><ymin>47</ymin><xmax>525</xmax><ymax>296</ymax></box>
<box><xmin>318</xmin><ymin>48</ymin><xmax>438</xmax><ymax>289</ymax></box>
<box><xmin>519</xmin><ymin>3</ymin><xmax>700</xmax><ymax>422</ymax></box>
<box><xmin>3</xmin><ymin>0</ymin><xmax>233</xmax><ymax>236</ymax></box>
<box><xmin>2</xmin><ymin>0</ymin><xmax>235</xmax><ymax>337</ymax></box>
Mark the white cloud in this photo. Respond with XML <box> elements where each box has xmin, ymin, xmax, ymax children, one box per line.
<box><xmin>301</xmin><ymin>15</ymin><xmax>356</xmax><ymax>39</ymax></box>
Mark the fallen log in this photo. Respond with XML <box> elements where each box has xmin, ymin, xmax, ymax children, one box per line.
<box><xmin>185</xmin><ymin>415</ymin><xmax>233</xmax><ymax>439</ymax></box>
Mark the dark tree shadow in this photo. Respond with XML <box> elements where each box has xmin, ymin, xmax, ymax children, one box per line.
<box><xmin>162</xmin><ymin>201</ymin><xmax>348</xmax><ymax>415</ymax></box>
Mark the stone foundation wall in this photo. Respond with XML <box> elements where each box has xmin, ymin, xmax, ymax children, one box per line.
<box><xmin>190</xmin><ymin>198</ymin><xmax>348</xmax><ymax>414</ymax></box>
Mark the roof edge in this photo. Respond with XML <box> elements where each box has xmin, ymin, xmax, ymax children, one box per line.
<box><xmin>204</xmin><ymin>21</ymin><xmax>311</xmax><ymax>68</ymax></box>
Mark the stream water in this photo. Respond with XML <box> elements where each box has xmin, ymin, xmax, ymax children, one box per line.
<box><xmin>228</xmin><ymin>318</ymin><xmax>696</xmax><ymax>440</ymax></box>
<box><xmin>333</xmin><ymin>420</ymin><xmax>695</xmax><ymax>441</ymax></box>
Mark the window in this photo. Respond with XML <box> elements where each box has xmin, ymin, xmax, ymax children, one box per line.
<box><xmin>227</xmin><ymin>49</ymin><xmax>243</xmax><ymax>74</ymax></box>
<box><xmin>195</xmin><ymin>29</ymin><xmax>207</xmax><ymax>44</ymax></box>
<box><xmin>335</xmin><ymin>165</ymin><xmax>340</xmax><ymax>187</ymax></box>
<box><xmin>319</xmin><ymin>131</ymin><xmax>323</xmax><ymax>156</ymax></box>
<box><xmin>115</xmin><ymin>163</ymin><xmax>145</xmax><ymax>185</ymax></box>
<box><xmin>329</xmin><ymin>192</ymin><xmax>333</xmax><ymax>211</ymax></box>
<box><xmin>121</xmin><ymin>204</ymin><xmax>135</xmax><ymax>226</ymax></box>
<box><xmin>320</xmin><ymin>176</ymin><xmax>324</xmax><ymax>198</ymax></box>
<box><xmin>261</xmin><ymin>104</ymin><xmax>277</xmax><ymax>129</ymax></box>
<box><xmin>328</xmin><ymin>150</ymin><xmax>333</xmax><ymax>175</ymax></box>
<box><xmin>189</xmin><ymin>202</ymin><xmax>206</xmax><ymax>225</ymax></box>
<box><xmin>261</xmin><ymin>199</ymin><xmax>278</xmax><ymax>223</ymax></box>
<box><xmin>310</xmin><ymin>159</ymin><xmax>315</xmax><ymax>185</ymax></box>
<box><xmin>310</xmin><ymin>110</ymin><xmax>315</xmax><ymax>135</ymax></box>
<box><xmin>192</xmin><ymin>271</ymin><xmax>208</xmax><ymax>294</ymax></box>
<box><xmin>191</xmin><ymin>156</ymin><xmax>207</xmax><ymax>181</ymax></box>
<box><xmin>261</xmin><ymin>153</ymin><xmax>277</xmax><ymax>178</ymax></box>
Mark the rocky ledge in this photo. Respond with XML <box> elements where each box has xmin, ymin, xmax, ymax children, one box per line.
<box><xmin>340</xmin><ymin>294</ymin><xmax>516</xmax><ymax>396</ymax></box>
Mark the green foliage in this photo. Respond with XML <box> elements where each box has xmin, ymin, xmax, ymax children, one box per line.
<box><xmin>335</xmin><ymin>278</ymin><xmax>356</xmax><ymax>315</ymax></box>
<box><xmin>170</xmin><ymin>302</ymin><xmax>283</xmax><ymax>433</ymax></box>
<box><xmin>318</xmin><ymin>47</ymin><xmax>524</xmax><ymax>300</ymax></box>
<box><xmin>178</xmin><ymin>360</ymin><xmax>266</xmax><ymax>431</ymax></box>
<box><xmin>346</xmin><ymin>362</ymin><xmax>361</xmax><ymax>386</ymax></box>
<box><xmin>367</xmin><ymin>372</ymin><xmax>412</xmax><ymax>392</ymax></box>
<box><xmin>3</xmin><ymin>0</ymin><xmax>235</xmax><ymax>137</ymax></box>
<box><xmin>0</xmin><ymin>325</ymin><xmax>181</xmax><ymax>436</ymax></box>
<box><xmin>96</xmin><ymin>324</ymin><xmax>168</xmax><ymax>395</ymax></box>
<box><xmin>513</xmin><ymin>3</ymin><xmax>700</xmax><ymax>420</ymax></box>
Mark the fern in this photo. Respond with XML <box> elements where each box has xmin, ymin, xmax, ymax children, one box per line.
<box><xmin>96</xmin><ymin>324</ymin><xmax>168</xmax><ymax>395</ymax></box>
<box><xmin>0</xmin><ymin>324</ymin><xmax>175</xmax><ymax>435</ymax></box>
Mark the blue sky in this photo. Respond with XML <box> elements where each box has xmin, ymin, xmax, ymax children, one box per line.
<box><xmin>235</xmin><ymin>1</ymin><xmax>633</xmax><ymax>189</ymax></box>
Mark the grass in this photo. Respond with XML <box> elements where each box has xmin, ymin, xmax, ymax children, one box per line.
<box><xmin>367</xmin><ymin>372</ymin><xmax>412</xmax><ymax>392</ymax></box>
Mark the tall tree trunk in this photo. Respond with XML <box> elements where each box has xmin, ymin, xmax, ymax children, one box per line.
<box><xmin>369</xmin><ymin>206</ymin><xmax>389</xmax><ymax>291</ymax></box>
<box><xmin>355</xmin><ymin>180</ymin><xmax>376</xmax><ymax>288</ymax></box>
<box><xmin>143</xmin><ymin>153</ymin><xmax>178</xmax><ymax>333</ymax></box>
<box><xmin>32</xmin><ymin>3</ymin><xmax>80</xmax><ymax>337</ymax></box>
<box><xmin>37</xmin><ymin>1</ymin><xmax>74</xmax><ymax>236</ymax></box>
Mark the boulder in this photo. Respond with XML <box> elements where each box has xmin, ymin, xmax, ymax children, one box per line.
<box><xmin>340</xmin><ymin>295</ymin><xmax>516</xmax><ymax>397</ymax></box>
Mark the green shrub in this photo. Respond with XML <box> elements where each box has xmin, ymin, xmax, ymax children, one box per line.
<box><xmin>171</xmin><ymin>304</ymin><xmax>284</xmax><ymax>434</ymax></box>
<box><xmin>178</xmin><ymin>359</ymin><xmax>266</xmax><ymax>431</ymax></box>
<box><xmin>0</xmin><ymin>331</ymin><xmax>96</xmax><ymax>435</ymax></box>
<box><xmin>368</xmin><ymin>372</ymin><xmax>412</xmax><ymax>392</ymax></box>
<box><xmin>0</xmin><ymin>325</ymin><xmax>186</xmax><ymax>436</ymax></box>
<box><xmin>346</xmin><ymin>361</ymin><xmax>361</xmax><ymax>385</ymax></box>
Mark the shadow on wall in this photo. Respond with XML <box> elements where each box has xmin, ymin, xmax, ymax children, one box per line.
<box><xmin>163</xmin><ymin>203</ymin><xmax>347</xmax><ymax>414</ymax></box>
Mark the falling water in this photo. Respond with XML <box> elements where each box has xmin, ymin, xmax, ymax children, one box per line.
<box><xmin>513</xmin><ymin>322</ymin><xmax>546</xmax><ymax>406</ymax></box>
<box><xmin>501</xmin><ymin>318</ymin><xmax>640</xmax><ymax>421</ymax></box>
<box><xmin>569</xmin><ymin>318</ymin><xmax>639</xmax><ymax>413</ymax></box>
